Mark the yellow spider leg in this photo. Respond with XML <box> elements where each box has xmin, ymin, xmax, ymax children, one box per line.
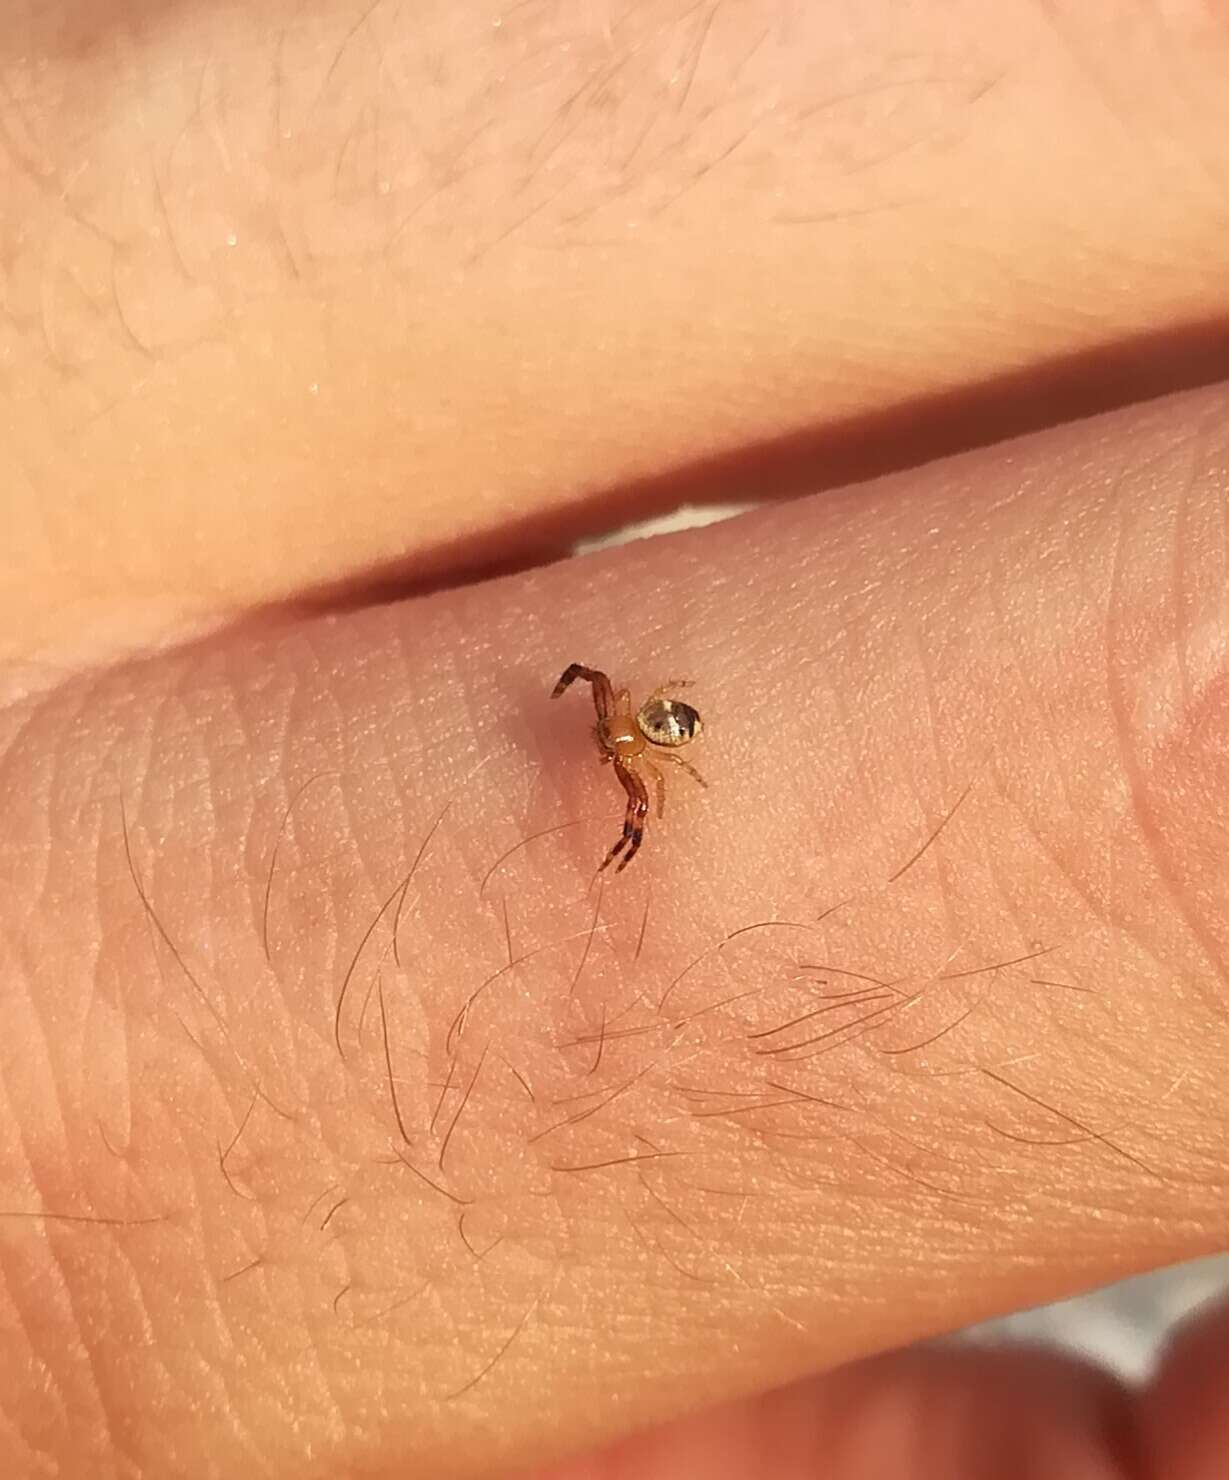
<box><xmin>643</xmin><ymin>758</ymin><xmax>667</xmax><ymax>819</ymax></box>
<box><xmin>645</xmin><ymin>678</ymin><xmax>693</xmax><ymax>703</ymax></box>
<box><xmin>655</xmin><ymin>750</ymin><xmax>708</xmax><ymax>788</ymax></box>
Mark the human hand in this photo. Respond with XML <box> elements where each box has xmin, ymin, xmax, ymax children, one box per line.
<box><xmin>2</xmin><ymin>3</ymin><xmax>1228</xmax><ymax>1477</ymax></box>
<box><xmin>533</xmin><ymin>1301</ymin><xmax>1229</xmax><ymax>1478</ymax></box>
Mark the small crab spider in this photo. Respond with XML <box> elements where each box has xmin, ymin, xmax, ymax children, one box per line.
<box><xmin>551</xmin><ymin>662</ymin><xmax>708</xmax><ymax>872</ymax></box>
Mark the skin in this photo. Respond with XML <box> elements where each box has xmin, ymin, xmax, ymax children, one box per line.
<box><xmin>2</xmin><ymin>3</ymin><xmax>1229</xmax><ymax>1478</ymax></box>
<box><xmin>5</xmin><ymin>0</ymin><xmax>1229</xmax><ymax>679</ymax></box>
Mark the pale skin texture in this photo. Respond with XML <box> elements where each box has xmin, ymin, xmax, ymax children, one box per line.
<box><xmin>5</xmin><ymin>0</ymin><xmax>1229</xmax><ymax>681</ymax></box>
<box><xmin>3</xmin><ymin>3</ymin><xmax>1229</xmax><ymax>1479</ymax></box>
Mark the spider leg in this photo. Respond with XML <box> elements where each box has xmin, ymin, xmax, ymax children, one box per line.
<box><xmin>552</xmin><ymin>664</ymin><xmax>615</xmax><ymax>721</ymax></box>
<box><xmin>643</xmin><ymin>757</ymin><xmax>667</xmax><ymax>819</ymax></box>
<box><xmin>654</xmin><ymin>751</ymin><xmax>708</xmax><ymax>788</ymax></box>
<box><xmin>600</xmin><ymin>761</ymin><xmax>649</xmax><ymax>872</ymax></box>
<box><xmin>646</xmin><ymin>678</ymin><xmax>694</xmax><ymax>703</ymax></box>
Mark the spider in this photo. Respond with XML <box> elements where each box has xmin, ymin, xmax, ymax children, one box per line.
<box><xmin>551</xmin><ymin>662</ymin><xmax>708</xmax><ymax>872</ymax></box>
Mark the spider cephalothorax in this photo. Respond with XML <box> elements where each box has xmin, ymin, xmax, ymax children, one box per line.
<box><xmin>551</xmin><ymin>663</ymin><xmax>708</xmax><ymax>871</ymax></box>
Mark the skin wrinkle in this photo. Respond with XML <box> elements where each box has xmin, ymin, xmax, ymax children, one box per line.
<box><xmin>0</xmin><ymin>1130</ymin><xmax>78</xmax><ymax>1471</ymax></box>
<box><xmin>125</xmin><ymin>1058</ymin><xmax>287</xmax><ymax>1463</ymax></box>
<box><xmin>984</xmin><ymin>516</ymin><xmax>1166</xmax><ymax>989</ymax></box>
<box><xmin>1041</xmin><ymin>0</ymin><xmax>1229</xmax><ymax>205</ymax></box>
<box><xmin>949</xmin><ymin>582</ymin><xmax>1101</xmax><ymax>1003</ymax></box>
<box><xmin>42</xmin><ymin>1221</ymin><xmax>138</xmax><ymax>1473</ymax></box>
<box><xmin>174</xmin><ymin>1234</ymin><xmax>264</xmax><ymax>1474</ymax></box>
<box><xmin>1104</xmin><ymin>453</ymin><xmax>1229</xmax><ymax>1013</ymax></box>
<box><xmin>905</xmin><ymin>623</ymin><xmax>964</xmax><ymax>954</ymax></box>
<box><xmin>1170</xmin><ymin>435</ymin><xmax>1198</xmax><ymax>719</ymax></box>
<box><xmin>298</xmin><ymin>658</ymin><xmax>378</xmax><ymax>1029</ymax></box>
<box><xmin>61</xmin><ymin>1041</ymin><xmax>188</xmax><ymax>1468</ymax></box>
<box><xmin>274</xmin><ymin>646</ymin><xmax>353</xmax><ymax>983</ymax></box>
<box><xmin>984</xmin><ymin>766</ymin><xmax>1124</xmax><ymax>993</ymax></box>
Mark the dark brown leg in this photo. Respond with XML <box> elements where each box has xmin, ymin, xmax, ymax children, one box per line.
<box><xmin>552</xmin><ymin>663</ymin><xmax>615</xmax><ymax>721</ymax></box>
<box><xmin>601</xmin><ymin>762</ymin><xmax>649</xmax><ymax>872</ymax></box>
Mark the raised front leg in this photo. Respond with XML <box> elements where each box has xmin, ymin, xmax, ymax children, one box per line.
<box><xmin>552</xmin><ymin>663</ymin><xmax>615</xmax><ymax>721</ymax></box>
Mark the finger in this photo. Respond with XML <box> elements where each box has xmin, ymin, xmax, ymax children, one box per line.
<box><xmin>2</xmin><ymin>384</ymin><xmax>1228</xmax><ymax>1476</ymax></box>
<box><xmin>533</xmin><ymin>1345</ymin><xmax>1137</xmax><ymax>1480</ymax></box>
<box><xmin>1139</xmin><ymin>1296</ymin><xmax>1229</xmax><ymax>1479</ymax></box>
<box><xmin>6</xmin><ymin>2</ymin><xmax>1229</xmax><ymax>668</ymax></box>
